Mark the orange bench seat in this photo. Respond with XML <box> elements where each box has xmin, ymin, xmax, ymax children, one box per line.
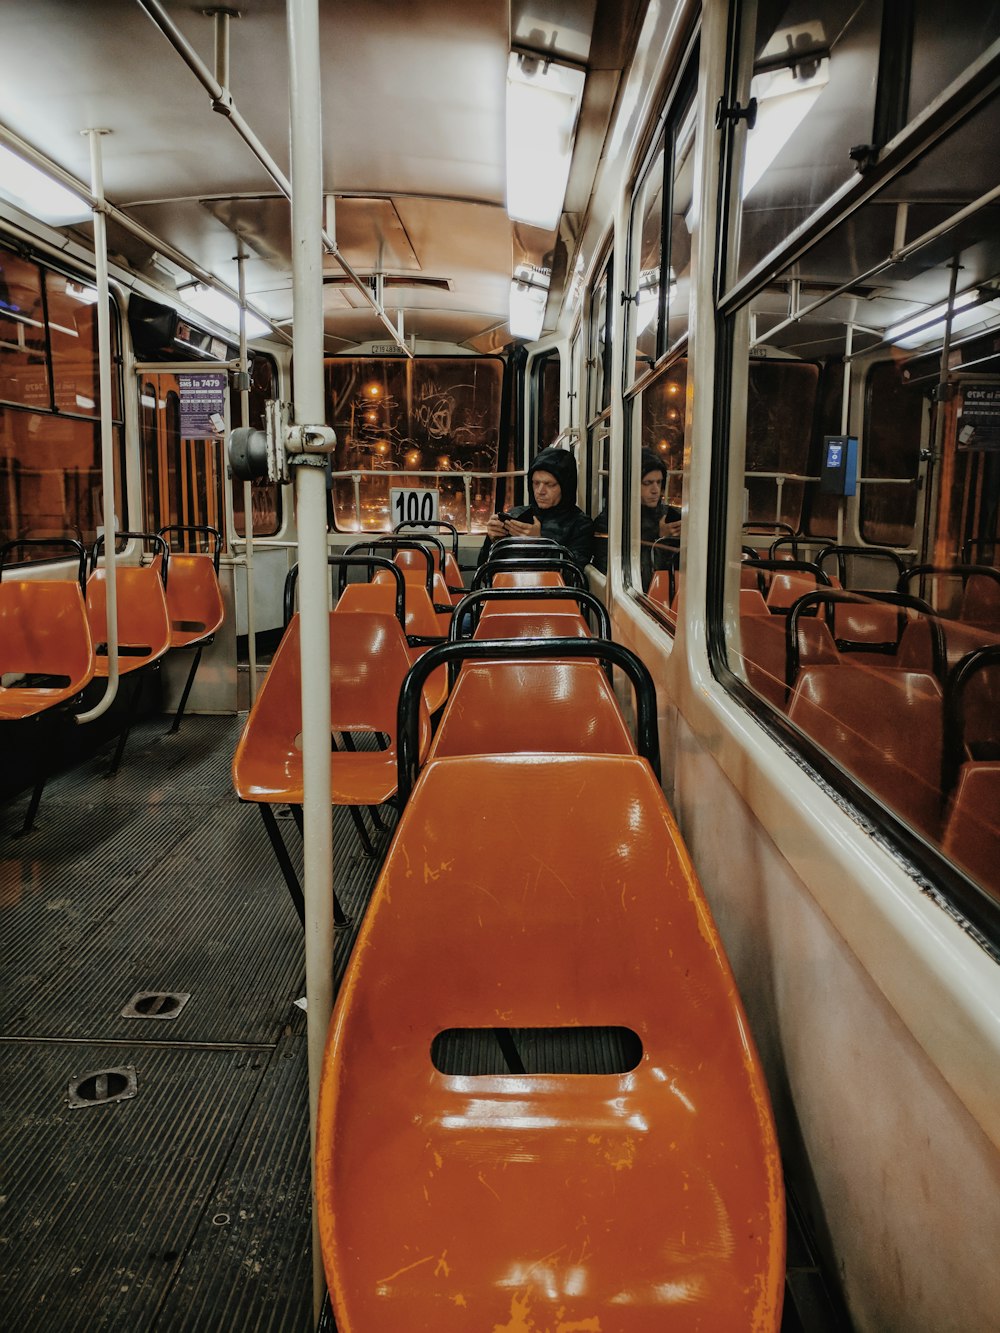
<box><xmin>317</xmin><ymin>753</ymin><xmax>785</xmax><ymax>1331</ymax></box>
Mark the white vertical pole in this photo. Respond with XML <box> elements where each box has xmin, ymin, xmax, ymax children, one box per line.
<box><xmin>287</xmin><ymin>0</ymin><xmax>334</xmax><ymax>1323</ymax></box>
<box><xmin>237</xmin><ymin>239</ymin><xmax>258</xmax><ymax>706</ymax></box>
<box><xmin>76</xmin><ymin>128</ymin><xmax>119</xmax><ymax>725</ymax></box>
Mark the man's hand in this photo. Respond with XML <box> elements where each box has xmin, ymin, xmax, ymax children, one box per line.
<box><xmin>504</xmin><ymin>515</ymin><xmax>542</xmax><ymax>539</ymax></box>
<box><xmin>658</xmin><ymin>516</ymin><xmax>682</xmax><ymax>540</ymax></box>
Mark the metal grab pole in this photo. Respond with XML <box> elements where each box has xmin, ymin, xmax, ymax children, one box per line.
<box><xmin>76</xmin><ymin>128</ymin><xmax>120</xmax><ymax>725</ymax></box>
<box><xmin>134</xmin><ymin>0</ymin><xmax>409</xmax><ymax>354</ymax></box>
<box><xmin>287</xmin><ymin>0</ymin><xmax>334</xmax><ymax>1322</ymax></box>
<box><xmin>237</xmin><ymin>240</ymin><xmax>258</xmax><ymax>706</ymax></box>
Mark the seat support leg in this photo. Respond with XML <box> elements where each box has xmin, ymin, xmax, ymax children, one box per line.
<box><xmin>346</xmin><ymin>803</ymin><xmax>377</xmax><ymax>858</ymax></box>
<box><xmin>288</xmin><ymin>805</ymin><xmax>350</xmax><ymax>927</ymax></box>
<box><xmin>167</xmin><ymin>644</ymin><xmax>204</xmax><ymax>735</ymax></box>
<box><xmin>18</xmin><ymin>772</ymin><xmax>48</xmax><ymax>837</ymax></box>
<box><xmin>259</xmin><ymin>804</ymin><xmax>306</xmax><ymax>924</ymax></box>
<box><xmin>107</xmin><ymin>672</ymin><xmax>144</xmax><ymax>777</ymax></box>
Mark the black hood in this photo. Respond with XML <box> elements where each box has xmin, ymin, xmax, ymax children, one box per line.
<box><xmin>640</xmin><ymin>448</ymin><xmax>667</xmax><ymax>484</ymax></box>
<box><xmin>528</xmin><ymin>447</ymin><xmax>578</xmax><ymax>512</ymax></box>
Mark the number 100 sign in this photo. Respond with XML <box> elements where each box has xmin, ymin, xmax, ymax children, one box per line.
<box><xmin>390</xmin><ymin>487</ymin><xmax>439</xmax><ymax>526</ymax></box>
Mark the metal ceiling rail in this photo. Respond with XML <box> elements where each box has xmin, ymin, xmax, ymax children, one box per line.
<box><xmin>136</xmin><ymin>0</ymin><xmax>412</xmax><ymax>357</ymax></box>
<box><xmin>0</xmin><ymin>122</ymin><xmax>287</xmax><ymax>345</ymax></box>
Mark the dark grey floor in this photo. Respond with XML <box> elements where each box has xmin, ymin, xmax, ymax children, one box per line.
<box><xmin>0</xmin><ymin>713</ymin><xmax>383</xmax><ymax>1333</ymax></box>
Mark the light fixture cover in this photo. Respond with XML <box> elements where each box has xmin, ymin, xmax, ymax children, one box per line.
<box><xmin>509</xmin><ymin>263</ymin><xmax>551</xmax><ymax>341</ymax></box>
<box><xmin>183</xmin><ymin>285</ymin><xmax>271</xmax><ymax>340</ymax></box>
<box><xmin>506</xmin><ymin>53</ymin><xmax>586</xmax><ymax>231</ymax></box>
<box><xmin>0</xmin><ymin>143</ymin><xmax>91</xmax><ymax>225</ymax></box>
<box><xmin>885</xmin><ymin>290</ymin><xmax>993</xmax><ymax>349</ymax></box>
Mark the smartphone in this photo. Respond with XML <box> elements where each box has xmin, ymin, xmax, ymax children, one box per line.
<box><xmin>496</xmin><ymin>510</ymin><xmax>516</xmax><ymax>521</ymax></box>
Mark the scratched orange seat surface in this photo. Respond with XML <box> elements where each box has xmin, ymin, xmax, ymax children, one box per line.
<box><xmin>428</xmin><ymin>659</ymin><xmax>634</xmax><ymax>759</ymax></box>
<box><xmin>164</xmin><ymin>553</ymin><xmax>225</xmax><ymax>648</ymax></box>
<box><xmin>0</xmin><ymin>580</ymin><xmax>95</xmax><ymax>720</ymax></box>
<box><xmin>232</xmin><ymin>611</ymin><xmax>430</xmax><ymax>807</ymax></box>
<box><xmin>85</xmin><ymin>556</ymin><xmax>171</xmax><ymax>677</ymax></box>
<box><xmin>317</xmin><ymin>753</ymin><xmax>785</xmax><ymax>1331</ymax></box>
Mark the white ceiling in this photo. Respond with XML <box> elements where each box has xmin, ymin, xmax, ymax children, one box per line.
<box><xmin>0</xmin><ymin>0</ymin><xmax>643</xmax><ymax>351</ymax></box>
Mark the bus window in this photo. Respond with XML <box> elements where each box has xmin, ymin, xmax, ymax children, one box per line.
<box><xmin>531</xmin><ymin>349</ymin><xmax>561</xmax><ymax>453</ymax></box>
<box><xmin>859</xmin><ymin>359</ymin><xmax>928</xmax><ymax>547</ymax></box>
<box><xmin>0</xmin><ymin>244</ymin><xmax>124</xmax><ymax>549</ymax></box>
<box><xmin>325</xmin><ymin>356</ymin><xmax>504</xmax><ymax>533</ymax></box>
<box><xmin>232</xmin><ymin>353</ymin><xmax>281</xmax><ymax>538</ymax></box>
<box><xmin>744</xmin><ymin>360</ymin><xmax>819</xmax><ymax>534</ymax></box>
<box><xmin>715</xmin><ymin>6</ymin><xmax>1000</xmax><ymax>929</ymax></box>
<box><xmin>140</xmin><ymin>374</ymin><xmax>226</xmax><ymax>541</ymax></box>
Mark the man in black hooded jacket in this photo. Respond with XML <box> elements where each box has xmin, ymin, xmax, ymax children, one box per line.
<box><xmin>592</xmin><ymin>448</ymin><xmax>681</xmax><ymax>590</ymax></box>
<box><xmin>478</xmin><ymin>446</ymin><xmax>595</xmax><ymax>571</ymax></box>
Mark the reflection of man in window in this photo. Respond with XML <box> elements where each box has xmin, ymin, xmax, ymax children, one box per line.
<box><xmin>592</xmin><ymin>449</ymin><xmax>681</xmax><ymax>590</ymax></box>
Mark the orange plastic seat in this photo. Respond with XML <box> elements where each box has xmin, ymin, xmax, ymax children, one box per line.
<box><xmin>646</xmin><ymin>568</ymin><xmax>674</xmax><ymax>610</ymax></box>
<box><xmin>740</xmin><ymin>587</ymin><xmax>770</xmax><ymax>616</ymax></box>
<box><xmin>429</xmin><ymin>659</ymin><xmax>635</xmax><ymax>759</ymax></box>
<box><xmin>86</xmin><ymin>553</ymin><xmax>171</xmax><ymax>678</ymax></box>
<box><xmin>765</xmin><ymin>570</ymin><xmax>821</xmax><ymax>613</ymax></box>
<box><xmin>232</xmin><ymin>610</ymin><xmax>431</xmax><ymax>916</ymax></box>
<box><xmin>828</xmin><ymin>597</ymin><xmax>902</xmax><ymax>663</ymax></box>
<box><xmin>480</xmin><ymin>569</ymin><xmax>579</xmax><ymax>618</ymax></box>
<box><xmin>392</xmin><ymin>522</ymin><xmax>467</xmax><ymax>603</ymax></box>
<box><xmin>471</xmin><ymin>609</ymin><xmax>590</xmax><ymax>640</ymax></box>
<box><xmin>0</xmin><ymin>579</ymin><xmax>95</xmax><ymax>720</ymax></box>
<box><xmin>232</xmin><ymin>610</ymin><xmax>430</xmax><ymax>809</ymax></box>
<box><xmin>942</xmin><ymin>761</ymin><xmax>1000</xmax><ymax>901</ymax></box>
<box><xmin>335</xmin><ymin>580</ymin><xmax>448</xmax><ymax>714</ymax></box>
<box><xmin>787</xmin><ymin>665</ymin><xmax>943</xmax><ymax>840</ymax></box>
<box><xmin>317</xmin><ymin>753</ymin><xmax>785</xmax><ymax>1330</ymax></box>
<box><xmin>739</xmin><ymin>614</ymin><xmax>841</xmax><ymax>710</ymax></box>
<box><xmin>377</xmin><ymin>564</ymin><xmax>453</xmax><ymax>634</ymax></box>
<box><xmin>163</xmin><ymin>552</ymin><xmax>225</xmax><ymax>650</ymax></box>
<box><xmin>959</xmin><ymin>570</ymin><xmax>1000</xmax><ymax>631</ymax></box>
<box><xmin>157</xmin><ymin>528</ymin><xmax>226</xmax><ymax>733</ymax></box>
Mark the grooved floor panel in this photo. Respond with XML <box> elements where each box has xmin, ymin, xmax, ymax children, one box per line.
<box><xmin>6</xmin><ymin>800</ymin><xmax>307</xmax><ymax>1044</ymax></box>
<box><xmin>156</xmin><ymin>1023</ymin><xmax>312</xmax><ymax>1333</ymax></box>
<box><xmin>0</xmin><ymin>711</ymin><xmax>387</xmax><ymax>1330</ymax></box>
<box><xmin>0</xmin><ymin>1042</ymin><xmax>270</xmax><ymax>1331</ymax></box>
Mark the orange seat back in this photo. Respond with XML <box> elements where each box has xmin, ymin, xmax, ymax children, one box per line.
<box><xmin>471</xmin><ymin>610</ymin><xmax>590</xmax><ymax>641</ymax></box>
<box><xmin>788</xmin><ymin>665</ymin><xmax>943</xmax><ymax>839</ymax></box>
<box><xmin>942</xmin><ymin>761</ymin><xmax>1000</xmax><ymax>901</ymax></box>
<box><xmin>0</xmin><ymin>580</ymin><xmax>95</xmax><ymax>719</ymax></box>
<box><xmin>317</xmin><ymin>753</ymin><xmax>785</xmax><ymax>1331</ymax></box>
<box><xmin>480</xmin><ymin>569</ymin><xmax>577</xmax><ymax>618</ymax></box>
<box><xmin>85</xmin><ymin>555</ymin><xmax>171</xmax><ymax>676</ymax></box>
<box><xmin>740</xmin><ymin>587</ymin><xmax>769</xmax><ymax>616</ymax></box>
<box><xmin>765</xmin><ymin>570</ymin><xmax>820</xmax><ymax>612</ymax></box>
<box><xmin>429</xmin><ymin>660</ymin><xmax>635</xmax><ymax>759</ymax></box>
<box><xmin>336</xmin><ymin>580</ymin><xmax>447</xmax><ymax>712</ymax></box>
<box><xmin>830</xmin><ymin>598</ymin><xmax>900</xmax><ymax>659</ymax></box>
<box><xmin>960</xmin><ymin>571</ymin><xmax>1000</xmax><ymax>630</ymax></box>
<box><xmin>164</xmin><ymin>553</ymin><xmax>225</xmax><ymax>647</ymax></box>
<box><xmin>646</xmin><ymin>569</ymin><xmax>673</xmax><ymax>609</ymax></box>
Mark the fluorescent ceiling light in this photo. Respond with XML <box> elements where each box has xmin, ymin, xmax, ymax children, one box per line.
<box><xmin>0</xmin><ymin>143</ymin><xmax>91</xmax><ymax>225</ymax></box>
<box><xmin>509</xmin><ymin>263</ymin><xmax>550</xmax><ymax>341</ymax></box>
<box><xmin>183</xmin><ymin>285</ymin><xmax>271</xmax><ymax>340</ymax></box>
<box><xmin>885</xmin><ymin>290</ymin><xmax>997</xmax><ymax>348</ymax></box>
<box><xmin>506</xmin><ymin>52</ymin><xmax>586</xmax><ymax>231</ymax></box>
<box><xmin>742</xmin><ymin>59</ymin><xmax>829</xmax><ymax>199</ymax></box>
